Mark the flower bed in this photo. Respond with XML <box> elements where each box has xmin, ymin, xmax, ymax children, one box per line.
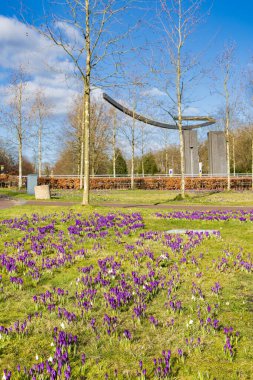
<box><xmin>0</xmin><ymin>210</ymin><xmax>252</xmax><ymax>378</ymax></box>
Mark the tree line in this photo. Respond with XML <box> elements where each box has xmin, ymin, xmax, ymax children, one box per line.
<box><xmin>52</xmin><ymin>97</ymin><xmax>253</xmax><ymax>177</ymax></box>
<box><xmin>0</xmin><ymin>0</ymin><xmax>252</xmax><ymax>202</ymax></box>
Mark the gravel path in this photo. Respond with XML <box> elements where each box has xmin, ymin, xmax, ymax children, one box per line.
<box><xmin>0</xmin><ymin>198</ymin><xmax>26</xmax><ymax>209</ymax></box>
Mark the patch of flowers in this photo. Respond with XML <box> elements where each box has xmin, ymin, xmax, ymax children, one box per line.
<box><xmin>0</xmin><ymin>210</ymin><xmax>251</xmax><ymax>378</ymax></box>
<box><xmin>156</xmin><ymin>209</ymin><xmax>253</xmax><ymax>222</ymax></box>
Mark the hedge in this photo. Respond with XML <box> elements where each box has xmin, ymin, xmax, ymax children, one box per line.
<box><xmin>0</xmin><ymin>175</ymin><xmax>252</xmax><ymax>191</ymax></box>
<box><xmin>38</xmin><ymin>176</ymin><xmax>253</xmax><ymax>191</ymax></box>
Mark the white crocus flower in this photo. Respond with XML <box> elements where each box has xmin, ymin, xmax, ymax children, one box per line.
<box><xmin>187</xmin><ymin>320</ymin><xmax>193</xmax><ymax>328</ymax></box>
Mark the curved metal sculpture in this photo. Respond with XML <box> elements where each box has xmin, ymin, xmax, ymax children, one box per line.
<box><xmin>103</xmin><ymin>93</ymin><xmax>216</xmax><ymax>130</ymax></box>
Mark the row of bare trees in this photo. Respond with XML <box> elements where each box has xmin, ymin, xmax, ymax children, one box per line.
<box><xmin>1</xmin><ymin>68</ymin><xmax>51</xmax><ymax>189</ymax></box>
<box><xmin>1</xmin><ymin>0</ymin><xmax>251</xmax><ymax>201</ymax></box>
<box><xmin>26</xmin><ymin>0</ymin><xmax>208</xmax><ymax>202</ymax></box>
<box><xmin>66</xmin><ymin>97</ymin><xmax>112</xmax><ymax>182</ymax></box>
<box><xmin>54</xmin><ymin>118</ymin><xmax>253</xmax><ymax>177</ymax></box>
<box><xmin>35</xmin><ymin>0</ymin><xmax>138</xmax><ymax>204</ymax></box>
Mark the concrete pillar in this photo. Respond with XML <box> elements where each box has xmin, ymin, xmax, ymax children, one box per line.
<box><xmin>208</xmin><ymin>131</ymin><xmax>226</xmax><ymax>176</ymax></box>
<box><xmin>183</xmin><ymin>130</ymin><xmax>199</xmax><ymax>175</ymax></box>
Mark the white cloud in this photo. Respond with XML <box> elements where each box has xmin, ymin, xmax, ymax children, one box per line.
<box><xmin>55</xmin><ymin>21</ymin><xmax>83</xmax><ymax>47</ymax></box>
<box><xmin>183</xmin><ymin>107</ymin><xmax>201</xmax><ymax>116</ymax></box>
<box><xmin>0</xmin><ymin>15</ymin><xmax>82</xmax><ymax>116</ymax></box>
<box><xmin>0</xmin><ymin>16</ymin><xmax>114</xmax><ymax>164</ymax></box>
<box><xmin>141</xmin><ymin>87</ymin><xmax>167</xmax><ymax>97</ymax></box>
<box><xmin>0</xmin><ymin>16</ymin><xmax>67</xmax><ymax>74</ymax></box>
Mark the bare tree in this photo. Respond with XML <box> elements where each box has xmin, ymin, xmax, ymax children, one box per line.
<box><xmin>31</xmin><ymin>89</ymin><xmax>51</xmax><ymax>177</ymax></box>
<box><xmin>123</xmin><ymin>101</ymin><xmax>137</xmax><ymax>189</ymax></box>
<box><xmin>120</xmin><ymin>81</ymin><xmax>143</xmax><ymax>189</ymax></box>
<box><xmin>232</xmin><ymin>134</ymin><xmax>236</xmax><ymax>177</ymax></box>
<box><xmin>120</xmin><ymin>113</ymin><xmax>137</xmax><ymax>188</ymax></box>
<box><xmin>140</xmin><ymin>123</ymin><xmax>145</xmax><ymax>177</ymax></box>
<box><xmin>68</xmin><ymin>95</ymin><xmax>84</xmax><ymax>186</ymax></box>
<box><xmin>131</xmin><ymin>102</ymin><xmax>136</xmax><ymax>189</ymax></box>
<box><xmin>4</xmin><ymin>68</ymin><xmax>30</xmax><ymax>189</ymax></box>
<box><xmin>90</xmin><ymin>102</ymin><xmax>111</xmax><ymax>175</ymax></box>
<box><xmin>216</xmin><ymin>42</ymin><xmax>236</xmax><ymax>190</ymax></box>
<box><xmin>31</xmin><ymin>0</ymin><xmax>136</xmax><ymax>204</ymax></box>
<box><xmin>154</xmin><ymin>0</ymin><xmax>208</xmax><ymax>197</ymax></box>
<box><xmin>110</xmin><ymin>108</ymin><xmax>118</xmax><ymax>178</ymax></box>
<box><xmin>66</xmin><ymin>96</ymin><xmax>111</xmax><ymax>176</ymax></box>
<box><xmin>161</xmin><ymin>128</ymin><xmax>170</xmax><ymax>174</ymax></box>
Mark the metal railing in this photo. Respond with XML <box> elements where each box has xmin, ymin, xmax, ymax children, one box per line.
<box><xmin>35</xmin><ymin>173</ymin><xmax>253</xmax><ymax>178</ymax></box>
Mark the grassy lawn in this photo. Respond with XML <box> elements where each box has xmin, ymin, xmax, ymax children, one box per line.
<box><xmin>1</xmin><ymin>188</ymin><xmax>253</xmax><ymax>206</ymax></box>
<box><xmin>0</xmin><ymin>204</ymin><xmax>252</xmax><ymax>379</ymax></box>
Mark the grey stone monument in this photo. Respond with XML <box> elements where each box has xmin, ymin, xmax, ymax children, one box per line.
<box><xmin>208</xmin><ymin>131</ymin><xmax>227</xmax><ymax>176</ymax></box>
<box><xmin>27</xmin><ymin>174</ymin><xmax>38</xmax><ymax>195</ymax></box>
<box><xmin>183</xmin><ymin>130</ymin><xmax>199</xmax><ymax>176</ymax></box>
<box><xmin>102</xmin><ymin>93</ymin><xmax>219</xmax><ymax>177</ymax></box>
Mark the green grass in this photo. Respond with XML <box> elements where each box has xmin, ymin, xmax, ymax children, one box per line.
<box><xmin>2</xmin><ymin>188</ymin><xmax>253</xmax><ymax>206</ymax></box>
<box><xmin>0</xmin><ymin>204</ymin><xmax>252</xmax><ymax>379</ymax></box>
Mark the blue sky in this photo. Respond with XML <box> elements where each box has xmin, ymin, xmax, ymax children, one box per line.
<box><xmin>0</xmin><ymin>0</ymin><xmax>252</xmax><ymax>161</ymax></box>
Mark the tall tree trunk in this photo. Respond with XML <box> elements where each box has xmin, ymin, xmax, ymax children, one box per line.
<box><xmin>232</xmin><ymin>136</ymin><xmax>235</xmax><ymax>176</ymax></box>
<box><xmin>252</xmin><ymin>138</ymin><xmax>253</xmax><ymax>191</ymax></box>
<box><xmin>18</xmin><ymin>139</ymin><xmax>22</xmax><ymax>189</ymax></box>
<box><xmin>82</xmin><ymin>0</ymin><xmax>91</xmax><ymax>205</ymax></box>
<box><xmin>131</xmin><ymin>143</ymin><xmax>134</xmax><ymax>189</ymax></box>
<box><xmin>142</xmin><ymin>159</ymin><xmax>144</xmax><ymax>178</ymax></box>
<box><xmin>82</xmin><ymin>85</ymin><xmax>90</xmax><ymax>205</ymax></box>
<box><xmin>176</xmin><ymin>1</ymin><xmax>185</xmax><ymax>198</ymax></box>
<box><xmin>18</xmin><ymin>82</ymin><xmax>23</xmax><ymax>190</ymax></box>
<box><xmin>80</xmin><ymin>106</ymin><xmax>85</xmax><ymax>189</ymax></box>
<box><xmin>141</xmin><ymin>124</ymin><xmax>144</xmax><ymax>177</ymax></box>
<box><xmin>224</xmin><ymin>73</ymin><xmax>231</xmax><ymax>190</ymax></box>
<box><xmin>177</xmin><ymin>62</ymin><xmax>185</xmax><ymax>195</ymax></box>
<box><xmin>164</xmin><ymin>130</ymin><xmax>169</xmax><ymax>175</ymax></box>
<box><xmin>131</xmin><ymin>101</ymin><xmax>136</xmax><ymax>190</ymax></box>
<box><xmin>112</xmin><ymin>109</ymin><xmax>116</xmax><ymax>178</ymax></box>
<box><xmin>38</xmin><ymin>124</ymin><xmax>42</xmax><ymax>177</ymax></box>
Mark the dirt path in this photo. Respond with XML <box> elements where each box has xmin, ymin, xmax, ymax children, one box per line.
<box><xmin>0</xmin><ymin>199</ymin><xmax>26</xmax><ymax>209</ymax></box>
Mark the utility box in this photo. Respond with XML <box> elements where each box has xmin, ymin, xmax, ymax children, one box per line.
<box><xmin>27</xmin><ymin>174</ymin><xmax>38</xmax><ymax>195</ymax></box>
